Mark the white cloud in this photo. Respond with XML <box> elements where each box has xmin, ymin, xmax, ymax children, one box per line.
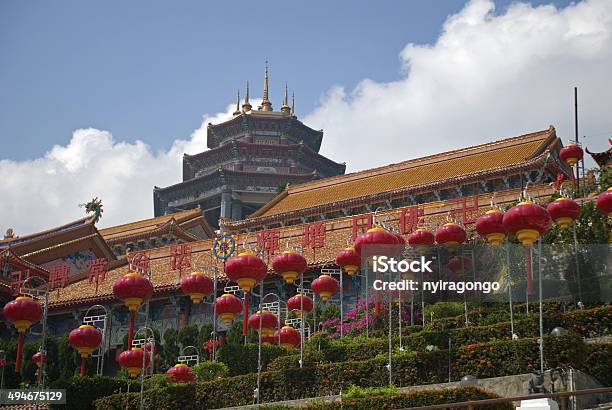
<box><xmin>1</xmin><ymin>0</ymin><xmax>611</xmax><ymax>236</ymax></box>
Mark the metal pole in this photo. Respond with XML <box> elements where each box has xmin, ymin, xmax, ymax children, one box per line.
<box><xmin>139</xmin><ymin>264</ymin><xmax>152</xmax><ymax>410</ymax></box>
<box><xmin>572</xmin><ymin>222</ymin><xmax>582</xmax><ymax>305</ymax></box>
<box><xmin>421</xmin><ymin>268</ymin><xmax>425</xmax><ymax>328</ymax></box>
<box><xmin>506</xmin><ymin>244</ymin><xmax>515</xmax><ymax>338</ymax></box>
<box><xmin>339</xmin><ymin>271</ymin><xmax>344</xmax><ymax>338</ymax></box>
<box><xmin>299</xmin><ymin>273</ymin><xmax>304</xmax><ymax>369</ymax></box>
<box><xmin>256</xmin><ymin>281</ymin><xmax>263</xmax><ymax>405</ymax></box>
<box><xmin>462</xmin><ymin>247</ymin><xmax>468</xmax><ymax>326</ymax></box>
<box><xmin>574</xmin><ymin>87</ymin><xmax>580</xmax><ymax>196</ymax></box>
<box><xmin>38</xmin><ymin>290</ymin><xmax>49</xmax><ymax>387</ymax></box>
<box><xmin>365</xmin><ymin>266</ymin><xmax>369</xmax><ymax>338</ymax></box>
<box><xmin>388</xmin><ymin>284</ymin><xmax>392</xmax><ymax>386</ymax></box>
<box><xmin>410</xmin><ymin>295</ymin><xmax>414</xmax><ymax>326</ymax></box>
<box><xmin>538</xmin><ymin>238</ymin><xmax>544</xmax><ymax>374</ymax></box>
<box><xmin>398</xmin><ymin>289</ymin><xmax>402</xmax><ymax>350</ymax></box>
<box><xmin>212</xmin><ymin>267</ymin><xmax>218</xmax><ymax>362</ymax></box>
<box><xmin>448</xmin><ymin>338</ymin><xmax>452</xmax><ymax>383</ymax></box>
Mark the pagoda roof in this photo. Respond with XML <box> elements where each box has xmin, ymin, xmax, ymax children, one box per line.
<box><xmin>0</xmin><ymin>216</ymin><xmax>116</xmax><ymax>265</ymax></box>
<box><xmin>245</xmin><ymin>126</ymin><xmax>561</xmax><ymax>221</ymax></box>
<box><xmin>1</xmin><ymin>248</ymin><xmax>51</xmax><ymax>279</ymax></box>
<box><xmin>99</xmin><ymin>207</ymin><xmax>213</xmax><ymax>244</ymax></box>
<box><xmin>47</xmin><ymin>183</ymin><xmax>558</xmax><ymax>310</ymax></box>
<box><xmin>207</xmin><ymin>111</ymin><xmax>324</xmax><ymax>152</ymax></box>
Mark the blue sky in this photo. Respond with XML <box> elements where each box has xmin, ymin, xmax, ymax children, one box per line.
<box><xmin>0</xmin><ymin>0</ymin><xmax>572</xmax><ymax>161</ymax></box>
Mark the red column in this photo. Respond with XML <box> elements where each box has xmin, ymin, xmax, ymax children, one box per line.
<box><xmin>243</xmin><ymin>292</ymin><xmax>249</xmax><ymax>337</ymax></box>
<box><xmin>128</xmin><ymin>310</ymin><xmax>136</xmax><ymax>349</ymax></box>
<box><xmin>80</xmin><ymin>357</ymin><xmax>87</xmax><ymax>377</ymax></box>
<box><xmin>525</xmin><ymin>247</ymin><xmax>534</xmax><ymax>295</ymax></box>
<box><xmin>14</xmin><ymin>332</ymin><xmax>24</xmax><ymax>372</ymax></box>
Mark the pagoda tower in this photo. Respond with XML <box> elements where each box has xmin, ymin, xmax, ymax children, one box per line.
<box><xmin>153</xmin><ymin>64</ymin><xmax>346</xmax><ymax>229</ymax></box>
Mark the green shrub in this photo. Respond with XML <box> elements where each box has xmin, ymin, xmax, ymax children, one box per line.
<box><xmin>583</xmin><ymin>343</ymin><xmax>612</xmax><ymax>386</ymax></box>
<box><xmin>425</xmin><ymin>301</ymin><xmax>465</xmax><ymax>319</ymax></box>
<box><xmin>216</xmin><ymin>342</ymin><xmax>289</xmax><ymax>376</ymax></box>
<box><xmin>49</xmin><ymin>375</ymin><xmax>129</xmax><ymax>410</ymax></box>
<box><xmin>191</xmin><ymin>360</ymin><xmax>229</xmax><ymax>382</ymax></box>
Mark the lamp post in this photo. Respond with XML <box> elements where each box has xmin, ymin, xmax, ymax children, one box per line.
<box><xmin>82</xmin><ymin>304</ymin><xmax>110</xmax><ymax>376</ymax></box>
<box><xmin>133</xmin><ymin>326</ymin><xmax>155</xmax><ymax>410</ymax></box>
<box><xmin>254</xmin><ymin>290</ymin><xmax>282</xmax><ymax>405</ymax></box>
<box><xmin>20</xmin><ymin>276</ymin><xmax>49</xmax><ymax>386</ymax></box>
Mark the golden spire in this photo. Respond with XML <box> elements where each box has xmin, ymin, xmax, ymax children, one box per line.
<box><xmin>242</xmin><ymin>81</ymin><xmax>252</xmax><ymax>112</ymax></box>
<box><xmin>291</xmin><ymin>92</ymin><xmax>295</xmax><ymax>116</ymax></box>
<box><xmin>233</xmin><ymin>89</ymin><xmax>241</xmax><ymax>116</ymax></box>
<box><xmin>280</xmin><ymin>83</ymin><xmax>290</xmax><ymax>114</ymax></box>
<box><xmin>259</xmin><ymin>61</ymin><xmax>273</xmax><ymax>111</ymax></box>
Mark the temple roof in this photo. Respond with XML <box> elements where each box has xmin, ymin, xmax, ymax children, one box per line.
<box><xmin>248</xmin><ymin>126</ymin><xmax>560</xmax><ymax>219</ymax></box>
<box><xmin>99</xmin><ymin>207</ymin><xmax>214</xmax><ymax>244</ymax></box>
<box><xmin>0</xmin><ymin>216</ymin><xmax>116</xmax><ymax>265</ymax></box>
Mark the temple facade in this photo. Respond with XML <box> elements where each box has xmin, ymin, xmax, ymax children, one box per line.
<box><xmin>153</xmin><ymin>65</ymin><xmax>346</xmax><ymax>229</ymax></box>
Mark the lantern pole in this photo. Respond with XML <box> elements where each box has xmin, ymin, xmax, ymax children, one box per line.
<box><xmin>21</xmin><ymin>276</ymin><xmax>49</xmax><ymax>386</ymax></box>
<box><xmin>135</xmin><ymin>326</ymin><xmax>154</xmax><ymax>410</ymax></box>
<box><xmin>299</xmin><ymin>272</ymin><xmax>304</xmax><ymax>369</ymax></box>
<box><xmin>212</xmin><ymin>266</ymin><xmax>218</xmax><ymax>361</ymax></box>
<box><xmin>255</xmin><ymin>291</ymin><xmax>282</xmax><ymax>404</ymax></box>
<box><xmin>387</xmin><ymin>271</ymin><xmax>393</xmax><ymax>386</ymax></box>
<box><xmin>505</xmin><ymin>243</ymin><xmax>516</xmax><ymax>339</ymax></box>
<box><xmin>537</xmin><ymin>238</ymin><xmax>544</xmax><ymax>375</ymax></box>
<box><xmin>572</xmin><ymin>221</ymin><xmax>583</xmax><ymax>307</ymax></box>
<box><xmin>398</xmin><ymin>288</ymin><xmax>402</xmax><ymax>351</ymax></box>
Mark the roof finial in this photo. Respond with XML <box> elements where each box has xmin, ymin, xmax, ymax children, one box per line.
<box><xmin>242</xmin><ymin>81</ymin><xmax>252</xmax><ymax>112</ymax></box>
<box><xmin>280</xmin><ymin>83</ymin><xmax>291</xmax><ymax>114</ymax></box>
<box><xmin>233</xmin><ymin>89</ymin><xmax>241</xmax><ymax>116</ymax></box>
<box><xmin>291</xmin><ymin>92</ymin><xmax>295</xmax><ymax>116</ymax></box>
<box><xmin>259</xmin><ymin>61</ymin><xmax>273</xmax><ymax>111</ymax></box>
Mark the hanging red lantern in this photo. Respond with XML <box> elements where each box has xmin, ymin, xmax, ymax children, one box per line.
<box><xmin>475</xmin><ymin>210</ymin><xmax>506</xmax><ymax>245</ymax></box>
<box><xmin>311</xmin><ymin>274</ymin><xmax>339</xmax><ymax>301</ymax></box>
<box><xmin>3</xmin><ymin>296</ymin><xmax>43</xmax><ymax>372</ymax></box>
<box><xmin>547</xmin><ymin>198</ymin><xmax>581</xmax><ymax>229</ymax></box>
<box><xmin>224</xmin><ymin>250</ymin><xmax>268</xmax><ymax>293</ymax></box>
<box><xmin>277</xmin><ymin>325</ymin><xmax>301</xmax><ymax>349</ymax></box>
<box><xmin>407</xmin><ymin>228</ymin><xmax>435</xmax><ymax>253</ymax></box>
<box><xmin>247</xmin><ymin>310</ymin><xmax>279</xmax><ymax>337</ymax></box>
<box><xmin>118</xmin><ymin>348</ymin><xmax>149</xmax><ymax>377</ymax></box>
<box><xmin>503</xmin><ymin>200</ymin><xmax>551</xmax><ymax>295</ymax></box>
<box><xmin>214</xmin><ymin>293</ymin><xmax>242</xmax><ymax>324</ymax></box>
<box><xmin>596</xmin><ymin>188</ymin><xmax>612</xmax><ymax>218</ymax></box>
<box><xmin>503</xmin><ymin>201</ymin><xmax>551</xmax><ymax>246</ymax></box>
<box><xmin>287</xmin><ymin>294</ymin><xmax>313</xmax><ymax>316</ymax></box>
<box><xmin>166</xmin><ymin>363</ymin><xmax>195</xmax><ymax>383</ymax></box>
<box><xmin>447</xmin><ymin>256</ymin><xmax>472</xmax><ymax>276</ymax></box>
<box><xmin>354</xmin><ymin>226</ymin><xmax>398</xmax><ymax>257</ymax></box>
<box><xmin>113</xmin><ymin>272</ymin><xmax>153</xmax><ymax>349</ymax></box>
<box><xmin>180</xmin><ymin>271</ymin><xmax>213</xmax><ymax>304</ymax></box>
<box><xmin>68</xmin><ymin>325</ymin><xmax>103</xmax><ymax>376</ymax></box>
<box><xmin>435</xmin><ymin>223</ymin><xmax>466</xmax><ymax>248</ymax></box>
<box><xmin>32</xmin><ymin>352</ymin><xmax>47</xmax><ymax>369</ymax></box>
<box><xmin>272</xmin><ymin>249</ymin><xmax>307</xmax><ymax>284</ymax></box>
<box><xmin>559</xmin><ymin>144</ymin><xmax>584</xmax><ymax>167</ymax></box>
<box><xmin>336</xmin><ymin>247</ymin><xmax>361</xmax><ymax>276</ymax></box>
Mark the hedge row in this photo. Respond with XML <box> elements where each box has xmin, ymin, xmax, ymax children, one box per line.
<box><xmin>216</xmin><ymin>342</ymin><xmax>289</xmax><ymax>376</ymax></box>
<box><xmin>49</xmin><ymin>375</ymin><xmax>130</xmax><ymax>410</ymax></box>
<box><xmin>583</xmin><ymin>343</ymin><xmax>612</xmax><ymax>386</ymax></box>
<box><xmin>94</xmin><ymin>334</ymin><xmax>585</xmax><ymax>409</ymax></box>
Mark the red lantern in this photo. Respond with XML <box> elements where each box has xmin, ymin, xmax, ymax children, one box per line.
<box><xmin>354</xmin><ymin>226</ymin><xmax>398</xmax><ymax>257</ymax></box>
<box><xmin>435</xmin><ymin>223</ymin><xmax>466</xmax><ymax>248</ymax></box>
<box><xmin>113</xmin><ymin>272</ymin><xmax>153</xmax><ymax>349</ymax></box>
<box><xmin>166</xmin><ymin>363</ymin><xmax>195</xmax><ymax>383</ymax></box>
<box><xmin>68</xmin><ymin>325</ymin><xmax>103</xmax><ymax>376</ymax></box>
<box><xmin>311</xmin><ymin>274</ymin><xmax>339</xmax><ymax>301</ymax></box>
<box><xmin>214</xmin><ymin>293</ymin><xmax>243</xmax><ymax>324</ymax></box>
<box><xmin>32</xmin><ymin>352</ymin><xmax>47</xmax><ymax>369</ymax></box>
<box><xmin>407</xmin><ymin>228</ymin><xmax>435</xmax><ymax>253</ymax></box>
<box><xmin>475</xmin><ymin>210</ymin><xmax>506</xmax><ymax>245</ymax></box>
<box><xmin>277</xmin><ymin>325</ymin><xmax>301</xmax><ymax>349</ymax></box>
<box><xmin>287</xmin><ymin>294</ymin><xmax>313</xmax><ymax>316</ymax></box>
<box><xmin>224</xmin><ymin>250</ymin><xmax>268</xmax><ymax>293</ymax></box>
<box><xmin>503</xmin><ymin>201</ymin><xmax>551</xmax><ymax>246</ymax></box>
<box><xmin>3</xmin><ymin>296</ymin><xmax>43</xmax><ymax>372</ymax></box>
<box><xmin>272</xmin><ymin>249</ymin><xmax>307</xmax><ymax>284</ymax></box>
<box><xmin>118</xmin><ymin>348</ymin><xmax>149</xmax><ymax>377</ymax></box>
<box><xmin>336</xmin><ymin>247</ymin><xmax>360</xmax><ymax>275</ymax></box>
<box><xmin>180</xmin><ymin>271</ymin><xmax>213</xmax><ymax>304</ymax></box>
<box><xmin>596</xmin><ymin>188</ymin><xmax>612</xmax><ymax>218</ymax></box>
<box><xmin>247</xmin><ymin>310</ymin><xmax>279</xmax><ymax>337</ymax></box>
<box><xmin>547</xmin><ymin>198</ymin><xmax>581</xmax><ymax>229</ymax></box>
<box><xmin>447</xmin><ymin>256</ymin><xmax>472</xmax><ymax>276</ymax></box>
<box><xmin>559</xmin><ymin>144</ymin><xmax>584</xmax><ymax>167</ymax></box>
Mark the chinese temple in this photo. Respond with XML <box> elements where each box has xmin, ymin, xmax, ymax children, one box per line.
<box><xmin>1</xmin><ymin>121</ymin><xmax>596</xmax><ymax>375</ymax></box>
<box><xmin>153</xmin><ymin>64</ymin><xmax>346</xmax><ymax>228</ymax></box>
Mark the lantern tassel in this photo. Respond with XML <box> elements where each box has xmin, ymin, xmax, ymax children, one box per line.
<box><xmin>525</xmin><ymin>247</ymin><xmax>534</xmax><ymax>295</ymax></box>
<box><xmin>80</xmin><ymin>357</ymin><xmax>87</xmax><ymax>377</ymax></box>
<box><xmin>14</xmin><ymin>332</ymin><xmax>24</xmax><ymax>373</ymax></box>
<box><xmin>128</xmin><ymin>310</ymin><xmax>136</xmax><ymax>350</ymax></box>
<box><xmin>243</xmin><ymin>292</ymin><xmax>249</xmax><ymax>337</ymax></box>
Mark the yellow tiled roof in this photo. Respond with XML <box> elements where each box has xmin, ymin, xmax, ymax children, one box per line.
<box><xmin>255</xmin><ymin>127</ymin><xmax>556</xmax><ymax>217</ymax></box>
<box><xmin>99</xmin><ymin>208</ymin><xmax>203</xmax><ymax>241</ymax></box>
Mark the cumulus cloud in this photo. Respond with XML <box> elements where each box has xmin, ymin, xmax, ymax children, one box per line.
<box><xmin>1</xmin><ymin>0</ymin><xmax>611</xmax><ymax>236</ymax></box>
<box><xmin>307</xmin><ymin>0</ymin><xmax>612</xmax><ymax>171</ymax></box>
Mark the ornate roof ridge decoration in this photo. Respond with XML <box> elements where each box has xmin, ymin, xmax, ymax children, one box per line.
<box><xmin>585</xmin><ymin>146</ymin><xmax>612</xmax><ymax>167</ymax></box>
<box><xmin>104</xmin><ymin>217</ymin><xmax>202</xmax><ymax>245</ymax></box>
<box><xmin>223</xmin><ymin>151</ymin><xmax>562</xmax><ymax>230</ymax></box>
<box><xmin>153</xmin><ymin>167</ymin><xmax>319</xmax><ymax>194</ymax></box>
<box><xmin>0</xmin><ymin>248</ymin><xmax>51</xmax><ymax>279</ymax></box>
